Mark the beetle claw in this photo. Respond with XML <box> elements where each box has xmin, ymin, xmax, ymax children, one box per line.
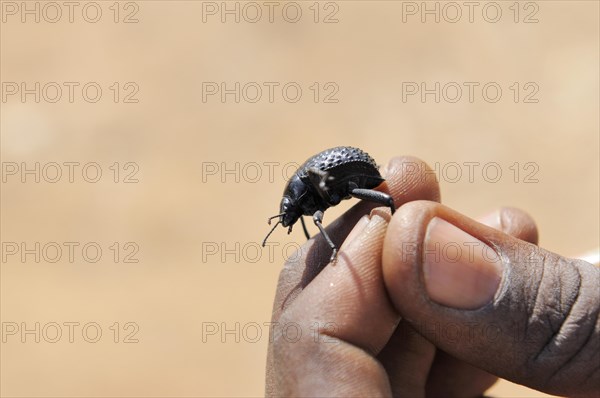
<box><xmin>330</xmin><ymin>249</ymin><xmax>338</xmax><ymax>264</ymax></box>
<box><xmin>287</xmin><ymin>226</ymin><xmax>292</xmax><ymax>234</ymax></box>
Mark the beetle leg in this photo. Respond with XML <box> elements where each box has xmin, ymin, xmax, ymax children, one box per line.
<box><xmin>312</xmin><ymin>210</ymin><xmax>337</xmax><ymax>263</ymax></box>
<box><xmin>350</xmin><ymin>187</ymin><xmax>396</xmax><ymax>214</ymax></box>
<box><xmin>300</xmin><ymin>216</ymin><xmax>311</xmax><ymax>240</ymax></box>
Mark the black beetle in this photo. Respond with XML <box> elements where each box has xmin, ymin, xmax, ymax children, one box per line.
<box><xmin>262</xmin><ymin>146</ymin><xmax>395</xmax><ymax>262</ymax></box>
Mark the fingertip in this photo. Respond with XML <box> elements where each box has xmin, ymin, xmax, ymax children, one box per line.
<box><xmin>383</xmin><ymin>156</ymin><xmax>441</xmax><ymax>205</ymax></box>
<box><xmin>498</xmin><ymin>207</ymin><xmax>539</xmax><ymax>245</ymax></box>
<box><xmin>478</xmin><ymin>207</ymin><xmax>539</xmax><ymax>245</ymax></box>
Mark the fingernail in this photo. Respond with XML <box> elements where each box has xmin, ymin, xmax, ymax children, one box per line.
<box><xmin>380</xmin><ymin>158</ymin><xmax>396</xmax><ymax>178</ymax></box>
<box><xmin>423</xmin><ymin>217</ymin><xmax>503</xmax><ymax>310</ymax></box>
<box><xmin>380</xmin><ymin>164</ymin><xmax>389</xmax><ymax>178</ymax></box>
<box><xmin>340</xmin><ymin>215</ymin><xmax>370</xmax><ymax>251</ymax></box>
<box><xmin>478</xmin><ymin>210</ymin><xmax>502</xmax><ymax>229</ymax></box>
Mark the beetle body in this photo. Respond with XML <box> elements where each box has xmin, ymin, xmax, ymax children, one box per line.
<box><xmin>280</xmin><ymin>146</ymin><xmax>384</xmax><ymax>227</ymax></box>
<box><xmin>263</xmin><ymin>146</ymin><xmax>395</xmax><ymax>262</ymax></box>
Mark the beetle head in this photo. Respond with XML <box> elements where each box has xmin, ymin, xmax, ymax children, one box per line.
<box><xmin>279</xmin><ymin>196</ymin><xmax>301</xmax><ymax>227</ymax></box>
<box><xmin>261</xmin><ymin>196</ymin><xmax>301</xmax><ymax>248</ymax></box>
<box><xmin>262</xmin><ymin>176</ymin><xmax>307</xmax><ymax>247</ymax></box>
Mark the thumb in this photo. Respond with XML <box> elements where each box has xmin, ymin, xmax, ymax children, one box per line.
<box><xmin>382</xmin><ymin>201</ymin><xmax>599</xmax><ymax>398</ymax></box>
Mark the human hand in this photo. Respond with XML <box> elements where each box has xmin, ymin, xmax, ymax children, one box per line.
<box><xmin>265</xmin><ymin>156</ymin><xmax>599</xmax><ymax>397</ymax></box>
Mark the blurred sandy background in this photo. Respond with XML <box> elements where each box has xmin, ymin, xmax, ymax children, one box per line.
<box><xmin>1</xmin><ymin>1</ymin><xmax>598</xmax><ymax>397</ymax></box>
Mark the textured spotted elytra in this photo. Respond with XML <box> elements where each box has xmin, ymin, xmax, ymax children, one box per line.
<box><xmin>262</xmin><ymin>146</ymin><xmax>395</xmax><ymax>262</ymax></box>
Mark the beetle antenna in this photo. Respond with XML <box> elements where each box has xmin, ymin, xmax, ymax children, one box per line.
<box><xmin>267</xmin><ymin>213</ymin><xmax>285</xmax><ymax>225</ymax></box>
<box><xmin>262</xmin><ymin>220</ymin><xmax>281</xmax><ymax>247</ymax></box>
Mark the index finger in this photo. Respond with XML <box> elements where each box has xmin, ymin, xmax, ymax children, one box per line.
<box><xmin>265</xmin><ymin>156</ymin><xmax>441</xmax><ymax>396</ymax></box>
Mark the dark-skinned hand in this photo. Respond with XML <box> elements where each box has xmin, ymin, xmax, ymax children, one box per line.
<box><xmin>265</xmin><ymin>156</ymin><xmax>599</xmax><ymax>398</ymax></box>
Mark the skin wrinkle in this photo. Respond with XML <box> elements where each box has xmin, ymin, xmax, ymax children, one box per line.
<box><xmin>548</xmin><ymin>255</ymin><xmax>573</xmax><ymax>332</ymax></box>
<box><xmin>530</xmin><ymin>253</ymin><xmax>557</xmax><ymax>363</ymax></box>
<box><xmin>517</xmin><ymin>242</ymin><xmax>546</xmax><ymax>343</ymax></box>
<box><xmin>534</xmin><ymin>263</ymin><xmax>581</xmax><ymax>362</ymax></box>
<box><xmin>572</xmin><ymin>315</ymin><xmax>599</xmax><ymax>365</ymax></box>
<box><xmin>532</xmin><ymin>255</ymin><xmax>581</xmax><ymax>365</ymax></box>
<box><xmin>501</xmin><ymin>250</ymin><xmax>571</xmax><ymax>389</ymax></box>
<box><xmin>506</xmin><ymin>256</ymin><xmax>594</xmax><ymax>395</ymax></box>
<box><xmin>546</xmin><ymin>262</ymin><xmax>600</xmax><ymax>390</ymax></box>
